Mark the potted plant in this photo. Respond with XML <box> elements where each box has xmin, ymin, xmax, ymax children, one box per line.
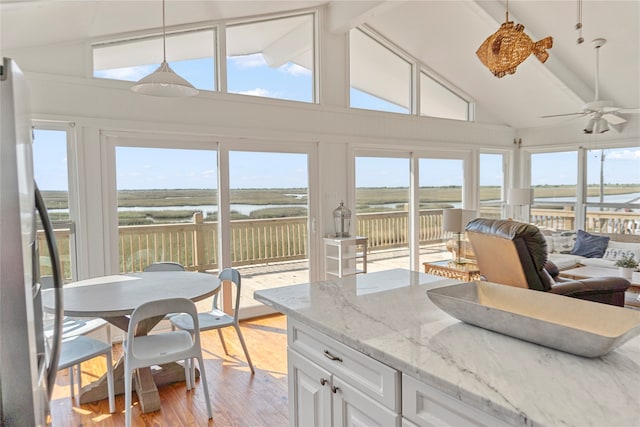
<box><xmin>615</xmin><ymin>254</ymin><xmax>639</xmax><ymax>280</ymax></box>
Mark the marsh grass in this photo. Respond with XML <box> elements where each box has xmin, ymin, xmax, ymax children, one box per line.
<box><xmin>41</xmin><ymin>185</ymin><xmax>640</xmax><ymax>226</ymax></box>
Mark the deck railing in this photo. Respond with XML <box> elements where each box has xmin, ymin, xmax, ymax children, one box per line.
<box><xmin>38</xmin><ymin>207</ymin><xmax>639</xmax><ymax>278</ymax></box>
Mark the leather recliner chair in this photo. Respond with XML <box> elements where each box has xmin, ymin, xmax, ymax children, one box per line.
<box><xmin>465</xmin><ymin>218</ymin><xmax>630</xmax><ymax>307</ymax></box>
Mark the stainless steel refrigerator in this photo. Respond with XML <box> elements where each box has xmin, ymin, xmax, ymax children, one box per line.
<box><xmin>1</xmin><ymin>57</ymin><xmax>64</xmax><ymax>426</ymax></box>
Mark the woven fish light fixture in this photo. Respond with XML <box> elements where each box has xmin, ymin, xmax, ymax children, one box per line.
<box><xmin>476</xmin><ymin>0</ymin><xmax>553</xmax><ymax>78</ymax></box>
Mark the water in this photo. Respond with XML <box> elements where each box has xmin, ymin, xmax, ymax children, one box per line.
<box><xmin>536</xmin><ymin>192</ymin><xmax>640</xmax><ymax>204</ymax></box>
<box><xmin>46</xmin><ymin>192</ymin><xmax>640</xmax><ymax>217</ymax></box>
<box><xmin>49</xmin><ymin>203</ymin><xmax>307</xmax><ymax>218</ymax></box>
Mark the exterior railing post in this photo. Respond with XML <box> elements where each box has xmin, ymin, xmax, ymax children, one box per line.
<box><xmin>193</xmin><ymin>212</ymin><xmax>205</xmax><ymax>271</ymax></box>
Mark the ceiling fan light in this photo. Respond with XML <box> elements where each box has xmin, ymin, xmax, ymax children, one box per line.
<box><xmin>583</xmin><ymin>118</ymin><xmax>595</xmax><ymax>134</ymax></box>
<box><xmin>596</xmin><ymin>118</ymin><xmax>609</xmax><ymax>133</ymax></box>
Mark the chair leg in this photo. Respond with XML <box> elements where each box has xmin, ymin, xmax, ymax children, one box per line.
<box><xmin>234</xmin><ymin>325</ymin><xmax>255</xmax><ymax>375</ymax></box>
<box><xmin>188</xmin><ymin>333</ymin><xmax>196</xmax><ymax>387</ymax></box>
<box><xmin>78</xmin><ymin>363</ymin><xmax>83</xmax><ymax>393</ymax></box>
<box><xmin>217</xmin><ymin>329</ymin><xmax>229</xmax><ymax>355</ymax></box>
<box><xmin>124</xmin><ymin>366</ymin><xmax>132</xmax><ymax>427</ymax></box>
<box><xmin>69</xmin><ymin>366</ymin><xmax>75</xmax><ymax>398</ymax></box>
<box><xmin>106</xmin><ymin>324</ymin><xmax>112</xmax><ymax>346</ymax></box>
<box><xmin>106</xmin><ymin>351</ymin><xmax>115</xmax><ymax>413</ymax></box>
<box><xmin>190</xmin><ymin>357</ymin><xmax>196</xmax><ymax>388</ymax></box>
<box><xmin>196</xmin><ymin>356</ymin><xmax>213</xmax><ymax>419</ymax></box>
<box><xmin>184</xmin><ymin>358</ymin><xmax>192</xmax><ymax>390</ymax></box>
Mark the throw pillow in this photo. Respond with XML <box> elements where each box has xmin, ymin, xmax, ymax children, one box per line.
<box><xmin>603</xmin><ymin>241</ymin><xmax>640</xmax><ymax>262</ymax></box>
<box><xmin>552</xmin><ymin>231</ymin><xmax>577</xmax><ymax>253</ymax></box>
<box><xmin>570</xmin><ymin>230</ymin><xmax>610</xmax><ymax>258</ymax></box>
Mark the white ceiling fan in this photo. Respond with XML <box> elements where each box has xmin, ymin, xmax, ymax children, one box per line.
<box><xmin>541</xmin><ymin>38</ymin><xmax>640</xmax><ymax>133</ymax></box>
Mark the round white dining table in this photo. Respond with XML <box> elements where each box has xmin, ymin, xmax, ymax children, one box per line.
<box><xmin>42</xmin><ymin>271</ymin><xmax>220</xmax><ymax>413</ymax></box>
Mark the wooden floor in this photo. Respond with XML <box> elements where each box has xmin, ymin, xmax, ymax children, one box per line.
<box><xmin>49</xmin><ymin>314</ymin><xmax>289</xmax><ymax>427</ymax></box>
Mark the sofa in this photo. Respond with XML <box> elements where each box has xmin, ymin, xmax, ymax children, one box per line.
<box><xmin>543</xmin><ymin>230</ymin><xmax>640</xmax><ymax>271</ymax></box>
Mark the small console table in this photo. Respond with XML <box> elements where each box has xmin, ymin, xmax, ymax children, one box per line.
<box><xmin>323</xmin><ymin>236</ymin><xmax>368</xmax><ymax>278</ymax></box>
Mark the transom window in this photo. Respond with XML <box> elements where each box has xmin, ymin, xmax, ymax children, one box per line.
<box><xmin>93</xmin><ymin>28</ymin><xmax>216</xmax><ymax>91</ymax></box>
<box><xmin>349</xmin><ymin>28</ymin><xmax>411</xmax><ymax>114</ymax></box>
<box><xmin>349</xmin><ymin>27</ymin><xmax>470</xmax><ymax>120</ymax></box>
<box><xmin>93</xmin><ymin>12</ymin><xmax>316</xmax><ymax>103</ymax></box>
<box><xmin>226</xmin><ymin>13</ymin><xmax>315</xmax><ymax>103</ymax></box>
<box><xmin>420</xmin><ymin>72</ymin><xmax>469</xmax><ymax>120</ymax></box>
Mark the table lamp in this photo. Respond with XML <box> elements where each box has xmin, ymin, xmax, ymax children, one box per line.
<box><xmin>507</xmin><ymin>188</ymin><xmax>533</xmax><ymax>223</ymax></box>
<box><xmin>442</xmin><ymin>208</ymin><xmax>477</xmax><ymax>264</ymax></box>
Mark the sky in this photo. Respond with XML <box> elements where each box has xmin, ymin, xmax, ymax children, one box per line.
<box><xmin>33</xmin><ymin>127</ymin><xmax>640</xmax><ymax>192</ymax></box>
<box><xmin>33</xmin><ymin>52</ymin><xmax>640</xmax><ymax>191</ymax></box>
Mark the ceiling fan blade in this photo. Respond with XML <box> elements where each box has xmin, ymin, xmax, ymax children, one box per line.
<box><xmin>602</xmin><ymin>113</ymin><xmax>627</xmax><ymax>125</ymax></box>
<box><xmin>539</xmin><ymin>112</ymin><xmax>586</xmax><ymax>118</ymax></box>
<box><xmin>615</xmin><ymin>108</ymin><xmax>640</xmax><ymax>114</ymax></box>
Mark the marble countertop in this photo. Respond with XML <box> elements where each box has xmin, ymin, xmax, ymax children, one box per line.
<box><xmin>254</xmin><ymin>269</ymin><xmax>640</xmax><ymax>427</ymax></box>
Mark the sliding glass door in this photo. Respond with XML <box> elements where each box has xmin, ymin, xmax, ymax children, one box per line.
<box><xmin>418</xmin><ymin>157</ymin><xmax>464</xmax><ymax>264</ymax></box>
<box><xmin>355</xmin><ymin>155</ymin><xmax>410</xmax><ymax>271</ymax></box>
<box><xmin>353</xmin><ymin>151</ymin><xmax>474</xmax><ymax>272</ymax></box>
<box><xmin>227</xmin><ymin>150</ymin><xmax>310</xmax><ymax>318</ymax></box>
<box><xmin>115</xmin><ymin>146</ymin><xmax>218</xmax><ymax>273</ymax></box>
<box><xmin>32</xmin><ymin>126</ymin><xmax>77</xmax><ymax>282</ymax></box>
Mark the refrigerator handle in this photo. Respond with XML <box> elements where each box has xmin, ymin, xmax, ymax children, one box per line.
<box><xmin>35</xmin><ymin>183</ymin><xmax>63</xmax><ymax>399</ymax></box>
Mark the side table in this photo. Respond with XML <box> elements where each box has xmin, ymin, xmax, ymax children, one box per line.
<box><xmin>423</xmin><ymin>260</ymin><xmax>481</xmax><ymax>282</ymax></box>
<box><xmin>324</xmin><ymin>236</ymin><xmax>368</xmax><ymax>278</ymax></box>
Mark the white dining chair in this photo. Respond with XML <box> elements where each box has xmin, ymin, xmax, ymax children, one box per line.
<box><xmin>143</xmin><ymin>261</ymin><xmax>185</xmax><ymax>272</ymax></box>
<box><xmin>123</xmin><ymin>297</ymin><xmax>213</xmax><ymax>427</ymax></box>
<box><xmin>170</xmin><ymin>268</ymin><xmax>255</xmax><ymax>375</ymax></box>
<box><xmin>58</xmin><ymin>335</ymin><xmax>115</xmax><ymax>413</ymax></box>
<box><xmin>143</xmin><ymin>262</ymin><xmax>186</xmax><ymax>320</ymax></box>
<box><xmin>42</xmin><ymin>274</ymin><xmax>114</xmax><ymax>410</ymax></box>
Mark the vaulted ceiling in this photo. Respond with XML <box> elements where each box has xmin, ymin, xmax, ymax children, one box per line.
<box><xmin>1</xmin><ymin>0</ymin><xmax>638</xmax><ymax>130</ymax></box>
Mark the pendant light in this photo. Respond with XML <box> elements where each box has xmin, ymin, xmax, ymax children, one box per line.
<box><xmin>131</xmin><ymin>0</ymin><xmax>198</xmax><ymax>97</ymax></box>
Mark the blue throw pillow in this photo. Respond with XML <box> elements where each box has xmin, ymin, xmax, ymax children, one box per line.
<box><xmin>570</xmin><ymin>230</ymin><xmax>610</xmax><ymax>258</ymax></box>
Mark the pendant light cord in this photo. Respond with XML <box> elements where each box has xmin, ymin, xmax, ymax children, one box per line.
<box><xmin>594</xmin><ymin>45</ymin><xmax>600</xmax><ymax>101</ymax></box>
<box><xmin>505</xmin><ymin>0</ymin><xmax>509</xmax><ymax>23</ymax></box>
<box><xmin>162</xmin><ymin>0</ymin><xmax>167</xmax><ymax>62</ymax></box>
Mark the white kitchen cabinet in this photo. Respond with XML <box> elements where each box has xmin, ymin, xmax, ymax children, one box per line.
<box><xmin>323</xmin><ymin>236</ymin><xmax>368</xmax><ymax>278</ymax></box>
<box><xmin>287</xmin><ymin>319</ymin><xmax>400</xmax><ymax>427</ymax></box>
<box><xmin>402</xmin><ymin>418</ymin><xmax>420</xmax><ymax>427</ymax></box>
<box><xmin>402</xmin><ymin>374</ymin><xmax>511</xmax><ymax>427</ymax></box>
<box><xmin>332</xmin><ymin>376</ymin><xmax>399</xmax><ymax>427</ymax></box>
<box><xmin>288</xmin><ymin>349</ymin><xmax>331</xmax><ymax>427</ymax></box>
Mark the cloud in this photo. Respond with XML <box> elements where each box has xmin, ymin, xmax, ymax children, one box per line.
<box><xmin>95</xmin><ymin>65</ymin><xmax>154</xmax><ymax>81</ymax></box>
<box><xmin>230</xmin><ymin>53</ymin><xmax>267</xmax><ymax>69</ymax></box>
<box><xmin>238</xmin><ymin>88</ymin><xmax>272</xmax><ymax>97</ymax></box>
<box><xmin>279</xmin><ymin>63</ymin><xmax>311</xmax><ymax>77</ymax></box>
<box><xmin>607</xmin><ymin>149</ymin><xmax>640</xmax><ymax>160</ymax></box>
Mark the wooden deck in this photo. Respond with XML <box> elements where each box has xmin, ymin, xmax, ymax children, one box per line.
<box><xmin>238</xmin><ymin>243</ymin><xmax>451</xmax><ymax>317</ymax></box>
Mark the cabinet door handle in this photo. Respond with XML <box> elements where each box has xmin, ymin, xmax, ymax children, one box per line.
<box><xmin>320</xmin><ymin>378</ymin><xmax>327</xmax><ymax>386</ymax></box>
<box><xmin>331</xmin><ymin>385</ymin><xmax>340</xmax><ymax>394</ymax></box>
<box><xmin>323</xmin><ymin>350</ymin><xmax>343</xmax><ymax>362</ymax></box>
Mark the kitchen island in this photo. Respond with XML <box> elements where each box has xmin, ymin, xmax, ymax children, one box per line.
<box><xmin>254</xmin><ymin>269</ymin><xmax>640</xmax><ymax>427</ymax></box>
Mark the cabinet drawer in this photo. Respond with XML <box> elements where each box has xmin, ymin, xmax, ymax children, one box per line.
<box><xmin>402</xmin><ymin>374</ymin><xmax>511</xmax><ymax>427</ymax></box>
<box><xmin>288</xmin><ymin>319</ymin><xmax>400</xmax><ymax>412</ymax></box>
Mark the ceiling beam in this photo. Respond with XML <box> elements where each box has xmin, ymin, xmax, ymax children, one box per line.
<box><xmin>326</xmin><ymin>0</ymin><xmax>406</xmax><ymax>34</ymax></box>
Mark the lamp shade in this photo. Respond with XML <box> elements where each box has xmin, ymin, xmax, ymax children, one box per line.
<box><xmin>131</xmin><ymin>61</ymin><xmax>199</xmax><ymax>97</ymax></box>
<box><xmin>443</xmin><ymin>209</ymin><xmax>477</xmax><ymax>233</ymax></box>
<box><xmin>507</xmin><ymin>188</ymin><xmax>533</xmax><ymax>206</ymax></box>
<box><xmin>130</xmin><ymin>0</ymin><xmax>199</xmax><ymax>98</ymax></box>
